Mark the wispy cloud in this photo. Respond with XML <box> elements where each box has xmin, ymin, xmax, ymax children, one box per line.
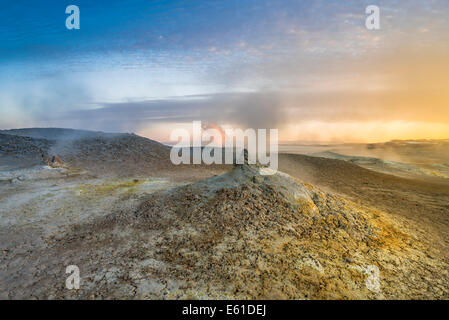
<box><xmin>1</xmin><ymin>0</ymin><xmax>449</xmax><ymax>142</ymax></box>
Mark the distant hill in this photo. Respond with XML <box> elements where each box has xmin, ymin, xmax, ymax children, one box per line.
<box><xmin>0</xmin><ymin>128</ymin><xmax>127</xmax><ymax>141</ymax></box>
<box><xmin>0</xmin><ymin>128</ymin><xmax>231</xmax><ymax>179</ymax></box>
<box><xmin>0</xmin><ymin>128</ymin><xmax>170</xmax><ymax>174</ymax></box>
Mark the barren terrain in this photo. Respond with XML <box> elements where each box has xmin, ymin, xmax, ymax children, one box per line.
<box><xmin>0</xmin><ymin>129</ymin><xmax>448</xmax><ymax>299</ymax></box>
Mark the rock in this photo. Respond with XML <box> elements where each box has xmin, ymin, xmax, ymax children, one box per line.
<box><xmin>47</xmin><ymin>155</ymin><xmax>64</xmax><ymax>167</ymax></box>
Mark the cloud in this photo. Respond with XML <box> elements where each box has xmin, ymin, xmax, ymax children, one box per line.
<box><xmin>49</xmin><ymin>91</ymin><xmax>287</xmax><ymax>133</ymax></box>
<box><xmin>0</xmin><ymin>72</ymin><xmax>93</xmax><ymax>129</ymax></box>
<box><xmin>1</xmin><ymin>0</ymin><xmax>449</xmax><ymax>143</ymax></box>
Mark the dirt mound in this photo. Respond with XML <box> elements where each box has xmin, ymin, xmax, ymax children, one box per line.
<box><xmin>128</xmin><ymin>164</ymin><xmax>447</xmax><ymax>299</ymax></box>
<box><xmin>24</xmin><ymin>163</ymin><xmax>447</xmax><ymax>299</ymax></box>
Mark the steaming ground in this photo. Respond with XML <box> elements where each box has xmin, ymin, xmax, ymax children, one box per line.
<box><xmin>280</xmin><ymin>140</ymin><xmax>449</xmax><ymax>180</ymax></box>
<box><xmin>0</xmin><ymin>129</ymin><xmax>448</xmax><ymax>299</ymax></box>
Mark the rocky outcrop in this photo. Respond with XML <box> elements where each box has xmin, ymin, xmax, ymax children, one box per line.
<box><xmin>47</xmin><ymin>155</ymin><xmax>64</xmax><ymax>168</ymax></box>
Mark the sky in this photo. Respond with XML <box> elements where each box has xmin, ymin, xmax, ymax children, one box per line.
<box><xmin>1</xmin><ymin>0</ymin><xmax>448</xmax><ymax>143</ymax></box>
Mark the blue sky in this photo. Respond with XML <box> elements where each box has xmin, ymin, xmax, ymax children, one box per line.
<box><xmin>1</xmin><ymin>0</ymin><xmax>449</xmax><ymax>142</ymax></box>
<box><xmin>0</xmin><ymin>1</ymin><xmax>370</xmax><ymax>58</ymax></box>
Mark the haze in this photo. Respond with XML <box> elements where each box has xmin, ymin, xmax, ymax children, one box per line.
<box><xmin>1</xmin><ymin>0</ymin><xmax>448</xmax><ymax>143</ymax></box>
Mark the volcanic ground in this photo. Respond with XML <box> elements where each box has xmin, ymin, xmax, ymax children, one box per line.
<box><xmin>0</xmin><ymin>129</ymin><xmax>448</xmax><ymax>299</ymax></box>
